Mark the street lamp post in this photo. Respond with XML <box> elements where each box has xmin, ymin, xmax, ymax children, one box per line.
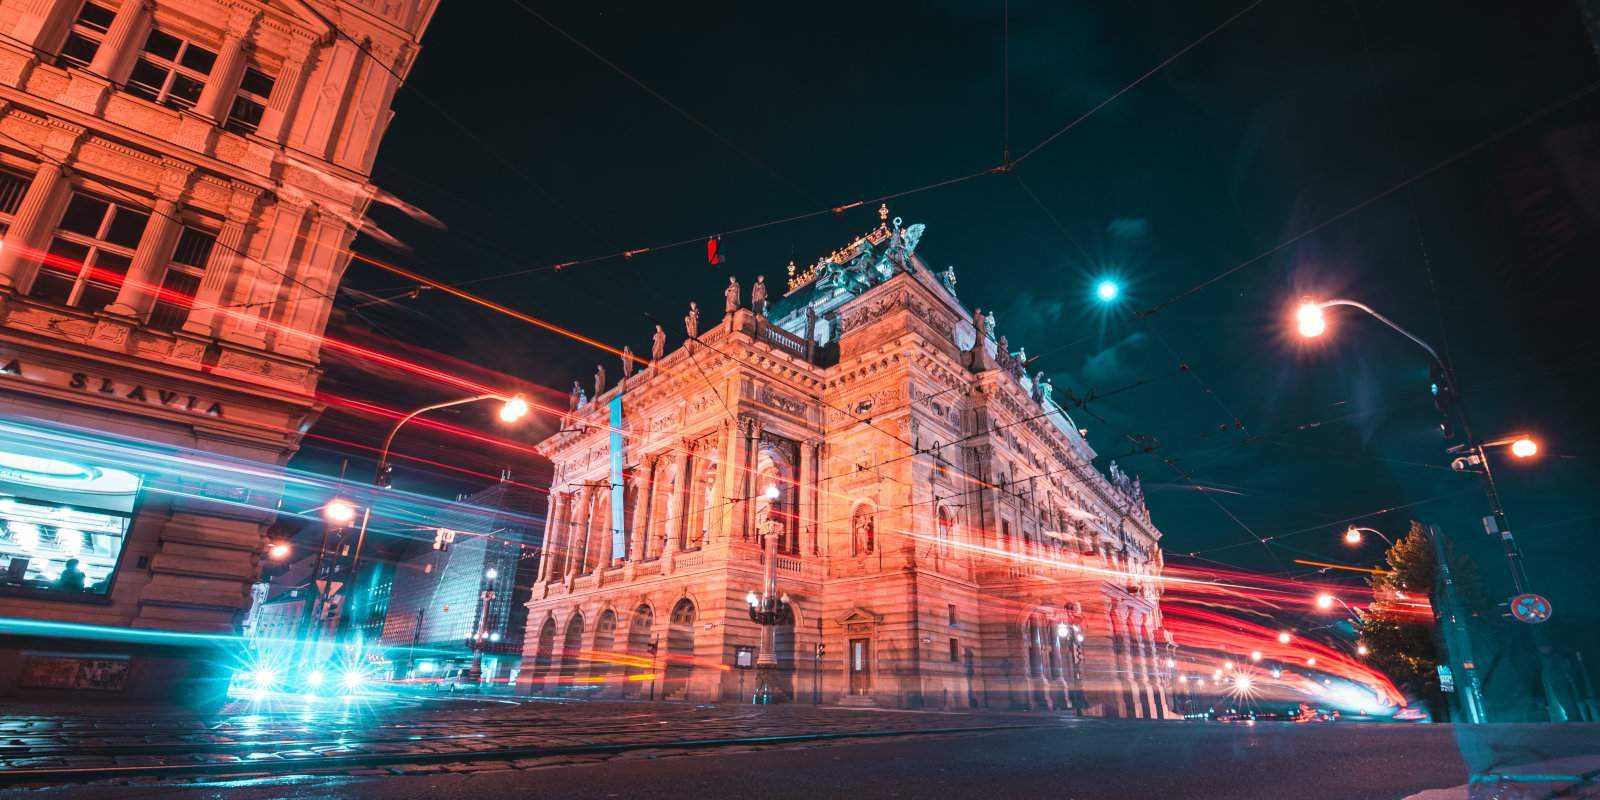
<box><xmin>1296</xmin><ymin>297</ymin><xmax>1560</xmax><ymax>720</ymax></box>
<box><xmin>468</xmin><ymin>566</ymin><xmax>498</xmax><ymax>688</ymax></box>
<box><xmin>334</xmin><ymin>393</ymin><xmax>529</xmax><ymax>643</ymax></box>
<box><xmin>747</xmin><ymin>487</ymin><xmax>794</xmax><ymax>704</ymax></box>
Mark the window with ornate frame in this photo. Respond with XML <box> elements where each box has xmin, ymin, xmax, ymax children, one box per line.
<box><xmin>0</xmin><ymin>167</ymin><xmax>29</xmax><ymax>238</ymax></box>
<box><xmin>54</xmin><ymin>1</ymin><xmax>115</xmax><ymax>70</ymax></box>
<box><xmin>224</xmin><ymin>65</ymin><xmax>276</xmax><ymax>135</ymax></box>
<box><xmin>125</xmin><ymin>28</ymin><xmax>215</xmax><ymax>111</ymax></box>
<box><xmin>146</xmin><ymin>225</ymin><xmax>216</xmax><ymax>331</ymax></box>
<box><xmin>31</xmin><ymin>192</ymin><xmax>149</xmax><ymax>312</ymax></box>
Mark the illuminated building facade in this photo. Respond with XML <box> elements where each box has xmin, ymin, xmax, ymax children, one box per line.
<box><xmin>522</xmin><ymin>209</ymin><xmax>1174</xmax><ymax>715</ymax></box>
<box><xmin>0</xmin><ymin>0</ymin><xmax>436</xmax><ymax>701</ymax></box>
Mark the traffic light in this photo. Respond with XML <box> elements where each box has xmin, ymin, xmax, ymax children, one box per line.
<box><xmin>1429</xmin><ymin>365</ymin><xmax>1456</xmax><ymax>439</ymax></box>
<box><xmin>375</xmin><ymin>462</ymin><xmax>394</xmax><ymax>488</ymax></box>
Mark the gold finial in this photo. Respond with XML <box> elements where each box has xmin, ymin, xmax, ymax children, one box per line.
<box><xmin>878</xmin><ymin>203</ymin><xmax>890</xmax><ymax>222</ymax></box>
<box><xmin>787</xmin><ymin>259</ymin><xmax>796</xmax><ymax>278</ymax></box>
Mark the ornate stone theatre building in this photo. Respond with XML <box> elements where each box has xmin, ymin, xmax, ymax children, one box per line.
<box><xmin>0</xmin><ymin>0</ymin><xmax>435</xmax><ymax>700</ymax></box>
<box><xmin>523</xmin><ymin>209</ymin><xmax>1174</xmax><ymax>715</ymax></box>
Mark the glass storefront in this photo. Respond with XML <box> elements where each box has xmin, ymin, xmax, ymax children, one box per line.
<box><xmin>0</xmin><ymin>449</ymin><xmax>140</xmax><ymax>597</ymax></box>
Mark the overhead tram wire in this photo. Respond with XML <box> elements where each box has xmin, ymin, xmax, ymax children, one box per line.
<box><xmin>502</xmin><ymin>0</ymin><xmax>818</xmax><ymax>206</ymax></box>
<box><xmin>1009</xmin><ymin>0</ymin><xmax>1268</xmax><ymax>167</ymax></box>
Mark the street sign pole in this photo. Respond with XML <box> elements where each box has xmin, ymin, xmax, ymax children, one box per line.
<box><xmin>1429</xmin><ymin>525</ymin><xmax>1486</xmax><ymax>724</ymax></box>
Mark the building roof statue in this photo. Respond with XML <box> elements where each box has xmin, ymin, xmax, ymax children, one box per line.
<box><xmin>685</xmin><ymin>301</ymin><xmax>700</xmax><ymax>338</ymax></box>
<box><xmin>724</xmin><ymin>276</ymin><xmax>741</xmax><ymax>314</ymax></box>
<box><xmin>621</xmin><ymin>345</ymin><xmax>634</xmax><ymax>378</ymax></box>
<box><xmin>652</xmin><ymin>325</ymin><xmax>667</xmax><ymax>362</ymax></box>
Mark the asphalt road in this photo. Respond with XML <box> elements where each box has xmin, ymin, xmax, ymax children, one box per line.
<box><xmin>21</xmin><ymin>720</ymin><xmax>1600</xmax><ymax>800</ymax></box>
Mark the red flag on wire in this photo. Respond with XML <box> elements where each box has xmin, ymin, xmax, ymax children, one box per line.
<box><xmin>707</xmin><ymin>236</ymin><xmax>725</xmax><ymax>265</ymax></box>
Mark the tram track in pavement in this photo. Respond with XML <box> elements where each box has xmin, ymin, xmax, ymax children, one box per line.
<box><xmin>0</xmin><ymin>721</ymin><xmax>1046</xmax><ymax>787</ymax></box>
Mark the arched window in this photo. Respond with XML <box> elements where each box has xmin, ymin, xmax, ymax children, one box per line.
<box><xmin>851</xmin><ymin>503</ymin><xmax>875</xmax><ymax>555</ymax></box>
<box><xmin>936</xmin><ymin>505</ymin><xmax>955</xmax><ymax>557</ymax></box>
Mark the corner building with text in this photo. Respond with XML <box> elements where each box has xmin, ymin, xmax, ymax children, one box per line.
<box><xmin>523</xmin><ymin>211</ymin><xmax>1176</xmax><ymax>715</ymax></box>
<box><xmin>0</xmin><ymin>0</ymin><xmax>436</xmax><ymax>701</ymax></box>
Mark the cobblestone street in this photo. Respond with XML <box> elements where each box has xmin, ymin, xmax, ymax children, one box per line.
<box><xmin>4</xmin><ymin>697</ymin><xmax>1598</xmax><ymax>800</ymax></box>
<box><xmin>0</xmin><ymin>696</ymin><xmax>1049</xmax><ymax>787</ymax></box>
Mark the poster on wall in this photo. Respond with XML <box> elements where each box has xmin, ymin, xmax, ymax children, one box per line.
<box><xmin>18</xmin><ymin>653</ymin><xmax>131</xmax><ymax>691</ymax></box>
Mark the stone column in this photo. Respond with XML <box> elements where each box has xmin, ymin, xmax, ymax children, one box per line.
<box><xmin>274</xmin><ymin>215</ymin><xmax>347</xmax><ymax>358</ymax></box>
<box><xmin>179</xmin><ymin>184</ymin><xmax>258</xmax><ymax>336</ymax></box>
<box><xmin>799</xmin><ymin>439</ymin><xmax>819</xmax><ymax>556</ymax></box>
<box><xmin>628</xmin><ymin>458</ymin><xmax>655</xmax><ymax>561</ymax></box>
<box><xmin>193</xmin><ymin>8</ymin><xmax>259</xmax><ymax>121</ymax></box>
<box><xmin>737</xmin><ymin>417</ymin><xmax>760</xmax><ymax>540</ymax></box>
<box><xmin>255</xmin><ymin>33</ymin><xmax>318</xmax><ymax>143</ymax></box>
<box><xmin>565</xmin><ymin>485</ymin><xmax>592</xmax><ymax>580</ymax></box>
<box><xmin>715</xmin><ymin>418</ymin><xmax>742</xmax><ymax>541</ymax></box>
<box><xmin>103</xmin><ymin>196</ymin><xmax>179</xmax><ymax>318</ymax></box>
<box><xmin>220</xmin><ymin>200</ymin><xmax>305</xmax><ymax>348</ymax></box>
<box><xmin>87</xmin><ymin>0</ymin><xmax>149</xmax><ymax>83</ymax></box>
<box><xmin>537</xmin><ymin>491</ymin><xmax>565</xmax><ymax>583</ymax></box>
<box><xmin>663</xmin><ymin>449</ymin><xmax>691</xmax><ymax>557</ymax></box>
<box><xmin>0</xmin><ymin>160</ymin><xmax>67</xmax><ymax>291</ymax></box>
<box><xmin>2</xmin><ymin>0</ymin><xmax>77</xmax><ymax>56</ymax></box>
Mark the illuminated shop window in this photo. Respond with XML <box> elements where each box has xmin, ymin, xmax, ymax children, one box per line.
<box><xmin>0</xmin><ymin>450</ymin><xmax>140</xmax><ymax>597</ymax></box>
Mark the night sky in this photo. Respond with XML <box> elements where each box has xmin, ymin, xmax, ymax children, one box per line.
<box><xmin>304</xmin><ymin>3</ymin><xmax>1600</xmax><ymax>658</ymax></box>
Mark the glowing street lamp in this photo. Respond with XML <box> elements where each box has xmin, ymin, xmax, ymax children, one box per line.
<box><xmin>1277</xmin><ymin>631</ymin><xmax>1293</xmax><ymax>645</ymax></box>
<box><xmin>484</xmin><ymin>567</ymin><xmax>498</xmax><ymax>581</ymax></box>
<box><xmin>1315</xmin><ymin>592</ymin><xmax>1336</xmax><ymax>611</ymax></box>
<box><xmin>1295</xmin><ymin>301</ymin><xmax>1326</xmax><ymax>338</ymax></box>
<box><xmin>498</xmin><ymin>394</ymin><xmax>530</xmax><ymax>423</ymax></box>
<box><xmin>1343</xmin><ymin>526</ymin><xmax>1393</xmax><ymax>548</ymax></box>
<box><xmin>268</xmin><ymin>542</ymin><xmax>291</xmax><ymax>560</ymax></box>
<box><xmin>1510</xmin><ymin>437</ymin><xmax>1538</xmax><ymax>459</ymax></box>
<box><xmin>323</xmin><ymin>499</ymin><xmax>357</xmax><ymax>525</ymax></box>
<box><xmin>1095</xmin><ymin>279</ymin><xmax>1120</xmax><ymax>302</ymax></box>
<box><xmin>1250</xmin><ymin>650</ymin><xmax>1263</xmax><ymax>663</ymax></box>
<box><xmin>1357</xmin><ymin>644</ymin><xmax>1370</xmax><ymax>656</ymax></box>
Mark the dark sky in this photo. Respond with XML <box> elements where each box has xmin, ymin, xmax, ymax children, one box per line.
<box><xmin>306</xmin><ymin>2</ymin><xmax>1600</xmax><ymax>648</ymax></box>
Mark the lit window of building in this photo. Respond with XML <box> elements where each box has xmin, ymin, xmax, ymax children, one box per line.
<box><xmin>54</xmin><ymin>1</ymin><xmax>115</xmax><ymax>70</ymax></box>
<box><xmin>32</xmin><ymin>192</ymin><xmax>149</xmax><ymax>311</ymax></box>
<box><xmin>0</xmin><ymin>450</ymin><xmax>140</xmax><ymax>597</ymax></box>
<box><xmin>125</xmin><ymin>29</ymin><xmax>216</xmax><ymax>111</ymax></box>
<box><xmin>224</xmin><ymin>66</ymin><xmax>276</xmax><ymax>135</ymax></box>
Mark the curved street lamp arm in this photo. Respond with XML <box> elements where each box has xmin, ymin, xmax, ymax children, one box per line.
<box><xmin>1349</xmin><ymin>526</ymin><xmax>1394</xmax><ymax>547</ymax></box>
<box><xmin>376</xmin><ymin>393</ymin><xmax>506</xmax><ymax>479</ymax></box>
<box><xmin>1318</xmin><ymin>299</ymin><xmax>1447</xmax><ymax>373</ymax></box>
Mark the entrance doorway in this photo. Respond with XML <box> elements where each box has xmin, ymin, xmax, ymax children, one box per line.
<box><xmin>848</xmin><ymin>638</ymin><xmax>871</xmax><ymax>696</ymax></box>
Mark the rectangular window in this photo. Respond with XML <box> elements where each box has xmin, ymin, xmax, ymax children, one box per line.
<box><xmin>124</xmin><ymin>28</ymin><xmax>215</xmax><ymax>111</ymax></box>
<box><xmin>55</xmin><ymin>1</ymin><xmax>115</xmax><ymax>70</ymax></box>
<box><xmin>146</xmin><ymin>225</ymin><xmax>215</xmax><ymax>331</ymax></box>
<box><xmin>0</xmin><ymin>168</ymin><xmax>29</xmax><ymax>239</ymax></box>
<box><xmin>31</xmin><ymin>192</ymin><xmax>148</xmax><ymax>312</ymax></box>
<box><xmin>0</xmin><ymin>448</ymin><xmax>141</xmax><ymax>598</ymax></box>
<box><xmin>224</xmin><ymin>66</ymin><xmax>276</xmax><ymax>135</ymax></box>
<box><xmin>948</xmin><ymin>603</ymin><xmax>957</xmax><ymax>626</ymax></box>
<box><xmin>949</xmin><ymin>638</ymin><xmax>959</xmax><ymax>662</ymax></box>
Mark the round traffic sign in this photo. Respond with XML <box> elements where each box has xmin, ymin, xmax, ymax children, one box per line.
<box><xmin>1509</xmin><ymin>593</ymin><xmax>1552</xmax><ymax>624</ymax></box>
